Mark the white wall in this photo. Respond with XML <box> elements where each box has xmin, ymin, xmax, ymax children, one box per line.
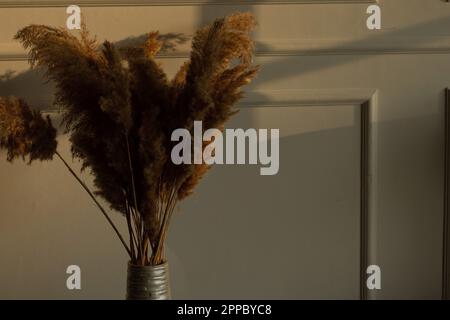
<box><xmin>0</xmin><ymin>0</ymin><xmax>449</xmax><ymax>299</ymax></box>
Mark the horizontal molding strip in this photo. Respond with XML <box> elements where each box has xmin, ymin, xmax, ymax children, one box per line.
<box><xmin>256</xmin><ymin>37</ymin><xmax>450</xmax><ymax>56</ymax></box>
<box><xmin>0</xmin><ymin>0</ymin><xmax>378</xmax><ymax>8</ymax></box>
<box><xmin>3</xmin><ymin>36</ymin><xmax>450</xmax><ymax>61</ymax></box>
<box><xmin>239</xmin><ymin>88</ymin><xmax>377</xmax><ymax>108</ymax></box>
<box><xmin>41</xmin><ymin>88</ymin><xmax>377</xmax><ymax>114</ymax></box>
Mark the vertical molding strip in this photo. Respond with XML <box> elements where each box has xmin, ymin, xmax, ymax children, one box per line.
<box><xmin>443</xmin><ymin>89</ymin><xmax>450</xmax><ymax>300</ymax></box>
<box><xmin>360</xmin><ymin>101</ymin><xmax>370</xmax><ymax>300</ymax></box>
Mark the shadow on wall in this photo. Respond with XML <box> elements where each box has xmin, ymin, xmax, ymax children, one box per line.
<box><xmin>0</xmin><ymin>32</ymin><xmax>190</xmax><ymax>112</ymax></box>
<box><xmin>0</xmin><ymin>68</ymin><xmax>54</xmax><ymax>110</ymax></box>
<box><xmin>0</xmin><ymin>1</ymin><xmax>258</xmax><ymax>111</ymax></box>
<box><xmin>194</xmin><ymin>1</ymin><xmax>450</xmax><ymax>87</ymax></box>
<box><xmin>1</xmin><ymin>10</ymin><xmax>450</xmax><ymax>110</ymax></box>
<box><xmin>115</xmin><ymin>32</ymin><xmax>189</xmax><ymax>53</ymax></box>
<box><xmin>0</xmin><ymin>104</ymin><xmax>444</xmax><ymax>298</ymax></box>
<box><xmin>197</xmin><ymin>2</ymin><xmax>255</xmax><ymax>28</ymax></box>
<box><xmin>255</xmin><ymin>15</ymin><xmax>450</xmax><ymax>85</ymax></box>
<box><xmin>166</xmin><ymin>111</ymin><xmax>444</xmax><ymax>299</ymax></box>
<box><xmin>0</xmin><ymin>1</ymin><xmax>448</xmax><ymax>300</ymax></box>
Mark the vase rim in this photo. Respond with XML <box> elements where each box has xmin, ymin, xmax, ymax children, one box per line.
<box><xmin>127</xmin><ymin>260</ymin><xmax>168</xmax><ymax>268</ymax></box>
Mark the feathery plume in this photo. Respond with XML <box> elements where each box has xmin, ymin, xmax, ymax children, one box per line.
<box><xmin>12</xmin><ymin>12</ymin><xmax>258</xmax><ymax>265</ymax></box>
<box><xmin>0</xmin><ymin>96</ymin><xmax>57</xmax><ymax>162</ymax></box>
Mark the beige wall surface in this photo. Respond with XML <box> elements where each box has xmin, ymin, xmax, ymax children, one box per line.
<box><xmin>0</xmin><ymin>0</ymin><xmax>449</xmax><ymax>299</ymax></box>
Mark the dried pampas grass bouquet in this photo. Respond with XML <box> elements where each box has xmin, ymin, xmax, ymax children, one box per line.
<box><xmin>0</xmin><ymin>12</ymin><xmax>258</xmax><ymax>299</ymax></box>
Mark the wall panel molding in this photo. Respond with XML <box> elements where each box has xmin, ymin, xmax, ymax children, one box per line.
<box><xmin>254</xmin><ymin>90</ymin><xmax>376</xmax><ymax>301</ymax></box>
<box><xmin>43</xmin><ymin>88</ymin><xmax>377</xmax><ymax>301</ymax></box>
<box><xmin>228</xmin><ymin>88</ymin><xmax>377</xmax><ymax>300</ymax></box>
<box><xmin>0</xmin><ymin>0</ymin><xmax>378</xmax><ymax>8</ymax></box>
<box><xmin>239</xmin><ymin>88</ymin><xmax>377</xmax><ymax>107</ymax></box>
<box><xmin>43</xmin><ymin>88</ymin><xmax>376</xmax><ymax>299</ymax></box>
<box><xmin>443</xmin><ymin>88</ymin><xmax>450</xmax><ymax>300</ymax></box>
<box><xmin>3</xmin><ymin>36</ymin><xmax>450</xmax><ymax>62</ymax></box>
<box><xmin>203</xmin><ymin>88</ymin><xmax>376</xmax><ymax>300</ymax></box>
<box><xmin>256</xmin><ymin>37</ymin><xmax>450</xmax><ymax>56</ymax></box>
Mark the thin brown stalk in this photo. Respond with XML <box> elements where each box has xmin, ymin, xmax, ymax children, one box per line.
<box><xmin>129</xmin><ymin>204</ymin><xmax>143</xmax><ymax>263</ymax></box>
<box><xmin>143</xmin><ymin>236</ymin><xmax>150</xmax><ymax>265</ymax></box>
<box><xmin>125</xmin><ymin>134</ymin><xmax>144</xmax><ymax>263</ymax></box>
<box><xmin>55</xmin><ymin>151</ymin><xmax>132</xmax><ymax>257</ymax></box>
<box><xmin>151</xmin><ymin>180</ymin><xmax>178</xmax><ymax>265</ymax></box>
<box><xmin>125</xmin><ymin>201</ymin><xmax>137</xmax><ymax>262</ymax></box>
